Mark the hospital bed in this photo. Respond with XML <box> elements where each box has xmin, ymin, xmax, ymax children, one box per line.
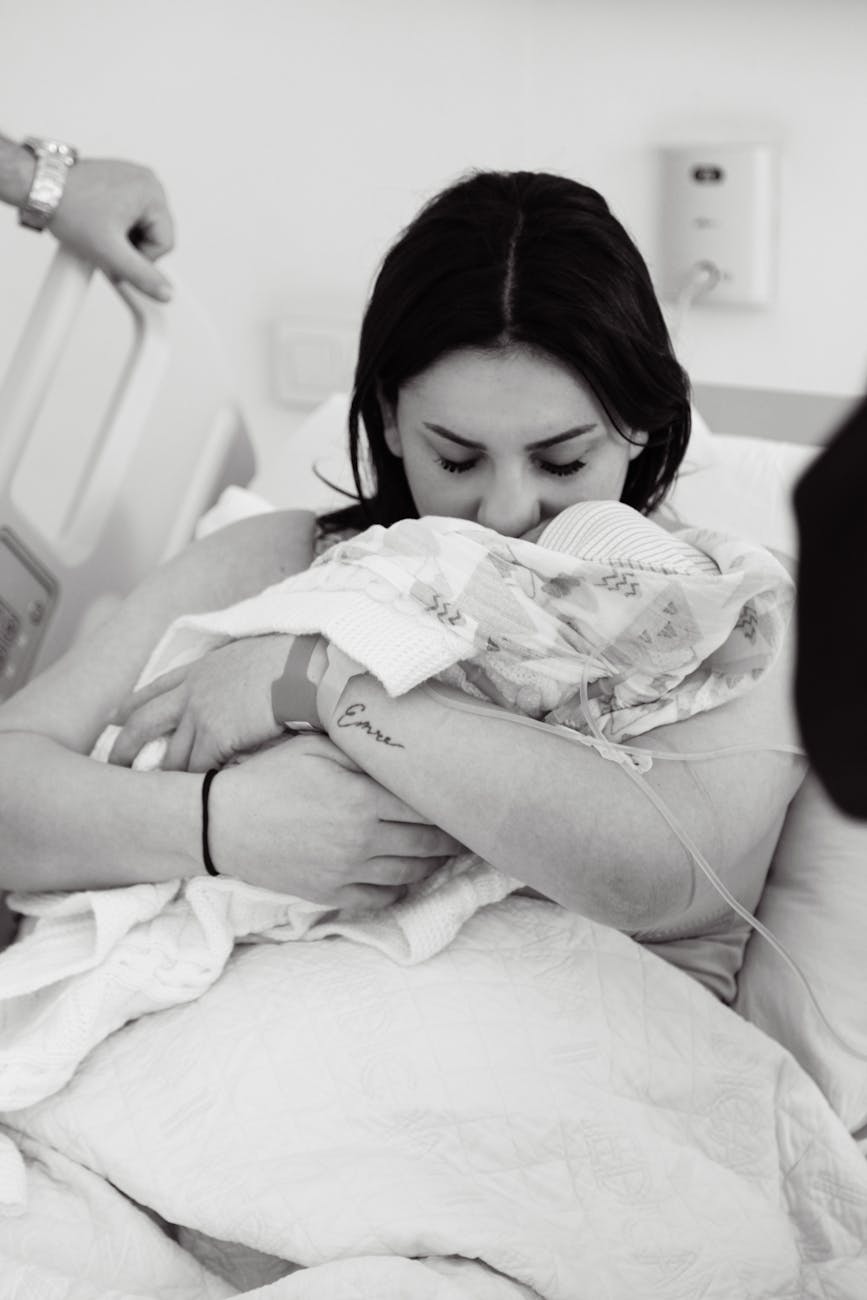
<box><xmin>1</xmin><ymin>249</ymin><xmax>866</xmax><ymax>1299</ymax></box>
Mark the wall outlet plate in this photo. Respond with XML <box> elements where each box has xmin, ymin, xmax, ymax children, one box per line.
<box><xmin>271</xmin><ymin>318</ymin><xmax>358</xmax><ymax>408</ymax></box>
<box><xmin>659</xmin><ymin>143</ymin><xmax>779</xmax><ymax>307</ymax></box>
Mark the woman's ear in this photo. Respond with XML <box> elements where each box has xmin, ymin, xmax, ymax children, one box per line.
<box><xmin>626</xmin><ymin>429</ymin><xmax>650</xmax><ymax>462</ymax></box>
<box><xmin>380</xmin><ymin>390</ymin><xmax>403</xmax><ymax>459</ymax></box>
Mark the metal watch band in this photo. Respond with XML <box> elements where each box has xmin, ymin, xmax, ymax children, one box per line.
<box><xmin>271</xmin><ymin>634</ymin><xmax>324</xmax><ymax>732</ymax></box>
<box><xmin>18</xmin><ymin>137</ymin><xmax>78</xmax><ymax>232</ymax></box>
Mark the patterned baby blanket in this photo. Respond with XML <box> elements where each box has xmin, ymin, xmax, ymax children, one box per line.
<box><xmin>135</xmin><ymin>498</ymin><xmax>792</xmax><ymax>745</ymax></box>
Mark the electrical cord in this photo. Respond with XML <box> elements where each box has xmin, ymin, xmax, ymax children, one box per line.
<box><xmin>669</xmin><ymin>259</ymin><xmax>722</xmax><ymax>343</ymax></box>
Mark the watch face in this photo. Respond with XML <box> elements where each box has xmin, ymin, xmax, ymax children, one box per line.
<box><xmin>24</xmin><ymin>137</ymin><xmax>78</xmax><ymax>164</ymax></box>
<box><xmin>52</xmin><ymin>143</ymin><xmax>78</xmax><ymax>164</ymax></box>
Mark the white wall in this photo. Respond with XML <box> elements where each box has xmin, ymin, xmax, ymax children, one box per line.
<box><xmin>1</xmin><ymin>0</ymin><xmax>866</xmax><ymax>479</ymax></box>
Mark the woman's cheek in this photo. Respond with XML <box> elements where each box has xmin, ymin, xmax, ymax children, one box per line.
<box><xmin>407</xmin><ymin>459</ymin><xmax>464</xmax><ymax>517</ymax></box>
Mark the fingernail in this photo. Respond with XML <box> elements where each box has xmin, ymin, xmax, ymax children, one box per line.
<box><xmin>156</xmin><ymin>283</ymin><xmax>173</xmax><ymax>303</ymax></box>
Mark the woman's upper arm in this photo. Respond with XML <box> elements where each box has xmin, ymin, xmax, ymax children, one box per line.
<box><xmin>0</xmin><ymin>508</ymin><xmax>316</xmax><ymax>754</ymax></box>
<box><xmin>628</xmin><ymin>627</ymin><xmax>806</xmax><ymax>925</ymax></box>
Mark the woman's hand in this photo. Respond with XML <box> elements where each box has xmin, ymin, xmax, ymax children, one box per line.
<box><xmin>212</xmin><ymin>734</ymin><xmax>461</xmax><ymax>910</ymax></box>
<box><xmin>108</xmin><ymin>635</ymin><xmax>295</xmax><ymax>772</ymax></box>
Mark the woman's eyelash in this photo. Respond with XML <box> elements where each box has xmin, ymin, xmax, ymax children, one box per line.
<box><xmin>435</xmin><ymin>456</ymin><xmax>477</xmax><ymax>474</ymax></box>
<box><xmin>537</xmin><ymin>457</ymin><xmax>586</xmax><ymax>477</ymax></box>
<box><xmin>434</xmin><ymin>455</ymin><xmax>587</xmax><ymax>477</ymax></box>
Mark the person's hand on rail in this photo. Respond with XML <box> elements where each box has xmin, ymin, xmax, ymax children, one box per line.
<box><xmin>108</xmin><ymin>635</ymin><xmax>292</xmax><ymax>772</ymax></box>
<box><xmin>0</xmin><ymin>133</ymin><xmax>175</xmax><ymax>301</ymax></box>
<box><xmin>207</xmin><ymin>733</ymin><xmax>460</xmax><ymax>909</ymax></box>
<box><xmin>51</xmin><ymin>158</ymin><xmax>175</xmax><ymax>302</ymax></box>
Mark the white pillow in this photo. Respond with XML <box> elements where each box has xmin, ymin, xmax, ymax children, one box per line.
<box><xmin>735</xmin><ymin>774</ymin><xmax>867</xmax><ymax>1135</ymax></box>
<box><xmin>668</xmin><ymin>419</ymin><xmax>867</xmax><ymax>1135</ymax></box>
<box><xmin>660</xmin><ymin>428</ymin><xmax>867</xmax><ymax>1132</ymax></box>
<box><xmin>665</xmin><ymin>431</ymin><xmax>818</xmax><ymax>560</ymax></box>
<box><xmin>248</xmin><ymin>393</ymin><xmax>354</xmax><ymax>513</ymax></box>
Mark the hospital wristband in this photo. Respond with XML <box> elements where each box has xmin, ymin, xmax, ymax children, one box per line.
<box><xmin>271</xmin><ymin>634</ymin><xmax>326</xmax><ymax>732</ymax></box>
<box><xmin>315</xmin><ymin>642</ymin><xmax>369</xmax><ymax>730</ymax></box>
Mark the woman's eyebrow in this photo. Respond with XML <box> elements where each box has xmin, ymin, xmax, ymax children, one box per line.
<box><xmin>423</xmin><ymin>422</ymin><xmax>598</xmax><ymax>450</ymax></box>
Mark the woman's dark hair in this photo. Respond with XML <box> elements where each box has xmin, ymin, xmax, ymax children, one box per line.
<box><xmin>319</xmin><ymin>170</ymin><xmax>691</xmax><ymax>533</ymax></box>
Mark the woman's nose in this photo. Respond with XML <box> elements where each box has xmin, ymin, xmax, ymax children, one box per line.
<box><xmin>475</xmin><ymin>475</ymin><xmax>542</xmax><ymax>537</ymax></box>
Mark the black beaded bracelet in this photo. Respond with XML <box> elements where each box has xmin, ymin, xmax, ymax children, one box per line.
<box><xmin>201</xmin><ymin>768</ymin><xmax>221</xmax><ymax>877</ymax></box>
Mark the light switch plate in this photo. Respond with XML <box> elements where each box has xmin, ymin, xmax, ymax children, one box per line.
<box><xmin>271</xmin><ymin>319</ymin><xmax>357</xmax><ymax>407</ymax></box>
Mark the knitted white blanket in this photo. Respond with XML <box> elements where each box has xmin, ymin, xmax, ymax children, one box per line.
<box><xmin>0</xmin><ymin>503</ymin><xmax>793</xmax><ymax>1211</ymax></box>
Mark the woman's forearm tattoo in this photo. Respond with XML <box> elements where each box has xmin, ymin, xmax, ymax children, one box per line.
<box><xmin>335</xmin><ymin>701</ymin><xmax>405</xmax><ymax>748</ymax></box>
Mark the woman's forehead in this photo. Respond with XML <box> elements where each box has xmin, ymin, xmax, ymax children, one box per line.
<box><xmin>399</xmin><ymin>346</ymin><xmax>606</xmax><ymax>439</ymax></box>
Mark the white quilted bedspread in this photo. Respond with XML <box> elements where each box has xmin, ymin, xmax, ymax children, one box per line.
<box><xmin>3</xmin><ymin>896</ymin><xmax>867</xmax><ymax>1298</ymax></box>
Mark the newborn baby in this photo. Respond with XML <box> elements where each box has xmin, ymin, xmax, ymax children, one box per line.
<box><xmin>111</xmin><ymin>498</ymin><xmax>792</xmax><ymax>767</ymax></box>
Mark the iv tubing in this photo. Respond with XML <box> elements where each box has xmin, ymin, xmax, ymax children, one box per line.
<box><xmin>422</xmin><ymin>669</ymin><xmax>867</xmax><ymax>1064</ymax></box>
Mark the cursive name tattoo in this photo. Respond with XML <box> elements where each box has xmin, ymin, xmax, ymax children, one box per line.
<box><xmin>335</xmin><ymin>701</ymin><xmax>405</xmax><ymax>748</ymax></box>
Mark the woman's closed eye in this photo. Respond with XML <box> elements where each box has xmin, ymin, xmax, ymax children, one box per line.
<box><xmin>435</xmin><ymin>454</ymin><xmax>477</xmax><ymax>474</ymax></box>
<box><xmin>434</xmin><ymin>454</ymin><xmax>587</xmax><ymax>478</ymax></box>
<box><xmin>536</xmin><ymin>456</ymin><xmax>587</xmax><ymax>478</ymax></box>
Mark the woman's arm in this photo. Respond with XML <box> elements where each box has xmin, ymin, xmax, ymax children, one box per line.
<box><xmin>0</xmin><ymin>740</ymin><xmax>201</xmax><ymax>890</ymax></box>
<box><xmin>103</xmin><ymin>609</ymin><xmax>804</xmax><ymax>932</ymax></box>
<box><xmin>0</xmin><ymin>510</ymin><xmax>315</xmax><ymax>888</ymax></box>
<box><xmin>0</xmin><ymin>510</ymin><xmax>315</xmax><ymax>751</ymax></box>
<box><xmin>0</xmin><ymin>133</ymin><xmax>32</xmax><ymax>206</ymax></box>
<box><xmin>319</xmin><ymin>632</ymin><xmax>805</xmax><ymax>932</ymax></box>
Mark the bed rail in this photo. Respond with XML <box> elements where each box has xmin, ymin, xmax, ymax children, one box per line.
<box><xmin>0</xmin><ymin>247</ymin><xmax>255</xmax><ymax>699</ymax></box>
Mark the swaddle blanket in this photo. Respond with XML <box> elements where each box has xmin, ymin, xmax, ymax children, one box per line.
<box><xmin>0</xmin><ymin>502</ymin><xmax>793</xmax><ymax>1210</ymax></box>
<box><xmin>133</xmin><ymin>499</ymin><xmax>790</xmax><ymax>744</ymax></box>
<box><xmin>6</xmin><ymin>899</ymin><xmax>867</xmax><ymax>1296</ymax></box>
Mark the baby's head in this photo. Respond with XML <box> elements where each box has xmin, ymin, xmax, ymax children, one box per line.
<box><xmin>526</xmin><ymin>501</ymin><xmax>719</xmax><ymax>576</ymax></box>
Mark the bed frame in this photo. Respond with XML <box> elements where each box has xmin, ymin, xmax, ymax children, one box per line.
<box><xmin>0</xmin><ymin>248</ymin><xmax>254</xmax><ymax>698</ymax></box>
<box><xmin>692</xmin><ymin>380</ymin><xmax>852</xmax><ymax>446</ymax></box>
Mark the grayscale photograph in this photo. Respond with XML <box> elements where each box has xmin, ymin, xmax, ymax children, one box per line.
<box><xmin>0</xmin><ymin>1</ymin><xmax>865</xmax><ymax>1295</ymax></box>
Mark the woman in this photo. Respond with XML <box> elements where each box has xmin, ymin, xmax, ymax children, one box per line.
<box><xmin>0</xmin><ymin>171</ymin><xmax>804</xmax><ymax>999</ymax></box>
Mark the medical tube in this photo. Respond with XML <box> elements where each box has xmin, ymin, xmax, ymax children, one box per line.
<box><xmin>421</xmin><ymin>668</ymin><xmax>867</xmax><ymax>1066</ymax></box>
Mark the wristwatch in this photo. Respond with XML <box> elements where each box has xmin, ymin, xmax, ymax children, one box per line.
<box><xmin>18</xmin><ymin>136</ymin><xmax>79</xmax><ymax>231</ymax></box>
